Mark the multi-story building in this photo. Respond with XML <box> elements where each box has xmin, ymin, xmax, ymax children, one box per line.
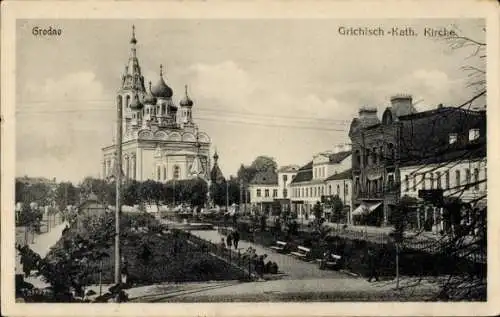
<box><xmin>324</xmin><ymin>168</ymin><xmax>352</xmax><ymax>221</ymax></box>
<box><xmin>101</xmin><ymin>26</ymin><xmax>211</xmax><ymax>183</ymax></box>
<box><xmin>290</xmin><ymin>145</ymin><xmax>352</xmax><ymax>219</ymax></box>
<box><xmin>349</xmin><ymin>94</ymin><xmax>487</xmax><ymax>228</ymax></box>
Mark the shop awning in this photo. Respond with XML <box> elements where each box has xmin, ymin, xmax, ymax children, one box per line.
<box><xmin>352</xmin><ymin>202</ymin><xmax>382</xmax><ymax>216</ymax></box>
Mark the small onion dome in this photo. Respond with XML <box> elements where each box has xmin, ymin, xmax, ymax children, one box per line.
<box><xmin>144</xmin><ymin>81</ymin><xmax>157</xmax><ymax>105</ymax></box>
<box><xmin>179</xmin><ymin>84</ymin><xmax>194</xmax><ymax>107</ymax></box>
<box><xmin>151</xmin><ymin>64</ymin><xmax>173</xmax><ymax>98</ymax></box>
<box><xmin>129</xmin><ymin>93</ymin><xmax>144</xmax><ymax>111</ymax></box>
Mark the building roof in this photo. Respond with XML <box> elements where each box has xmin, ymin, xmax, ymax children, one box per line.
<box><xmin>398</xmin><ymin>107</ymin><xmax>486</xmax><ymax>166</ymax></box>
<box><xmin>249</xmin><ymin>170</ymin><xmax>278</xmax><ymax>185</ymax></box>
<box><xmin>328</xmin><ymin>151</ymin><xmax>352</xmax><ymax>163</ymax></box>
<box><xmin>290</xmin><ymin>161</ymin><xmax>313</xmax><ymax>184</ymax></box>
<box><xmin>325</xmin><ymin>168</ymin><xmax>352</xmax><ymax>181</ymax></box>
<box><xmin>210</xmin><ymin>164</ymin><xmax>225</xmax><ymax>184</ymax></box>
<box><xmin>278</xmin><ymin>165</ymin><xmax>300</xmax><ymax>173</ymax></box>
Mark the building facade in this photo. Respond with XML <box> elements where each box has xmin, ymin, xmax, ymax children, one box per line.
<box><xmin>349</xmin><ymin>94</ymin><xmax>487</xmax><ymax>228</ymax></box>
<box><xmin>290</xmin><ymin>145</ymin><xmax>352</xmax><ymax>219</ymax></box>
<box><xmin>101</xmin><ymin>27</ymin><xmax>211</xmax><ymax>183</ymax></box>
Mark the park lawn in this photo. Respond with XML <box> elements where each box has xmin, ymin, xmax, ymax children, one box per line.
<box><xmin>46</xmin><ymin>219</ymin><xmax>246</xmax><ymax>287</ymax></box>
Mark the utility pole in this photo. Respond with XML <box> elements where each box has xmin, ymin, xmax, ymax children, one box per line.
<box><xmin>226</xmin><ymin>179</ymin><xmax>229</xmax><ymax>211</ymax></box>
<box><xmin>114</xmin><ymin>96</ymin><xmax>123</xmax><ymax>287</ymax></box>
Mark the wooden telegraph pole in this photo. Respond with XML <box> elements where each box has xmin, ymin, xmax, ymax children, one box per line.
<box><xmin>115</xmin><ymin>95</ymin><xmax>123</xmax><ymax>286</ymax></box>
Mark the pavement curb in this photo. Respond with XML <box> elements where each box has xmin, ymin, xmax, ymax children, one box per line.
<box><xmin>340</xmin><ymin>269</ymin><xmax>360</xmax><ymax>277</ymax></box>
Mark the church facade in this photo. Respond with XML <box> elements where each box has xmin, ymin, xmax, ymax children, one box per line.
<box><xmin>101</xmin><ymin>26</ymin><xmax>211</xmax><ymax>183</ymax></box>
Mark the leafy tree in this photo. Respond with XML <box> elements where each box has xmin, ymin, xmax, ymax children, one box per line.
<box><xmin>16</xmin><ymin>204</ymin><xmax>43</xmax><ymax>231</ymax></box>
<box><xmin>123</xmin><ymin>180</ymin><xmax>140</xmax><ymax>206</ymax></box>
<box><xmin>331</xmin><ymin>195</ymin><xmax>345</xmax><ymax>223</ymax></box>
<box><xmin>209</xmin><ymin>180</ymin><xmax>227</xmax><ymax>207</ymax></box>
<box><xmin>80</xmin><ymin>177</ymin><xmax>115</xmax><ymax>205</ymax></box>
<box><xmin>38</xmin><ymin>213</ymin><xmax>114</xmax><ymax>300</ymax></box>
<box><xmin>250</xmin><ymin>156</ymin><xmax>278</xmax><ymax>173</ymax></box>
<box><xmin>54</xmin><ymin>182</ymin><xmax>78</xmax><ymax>211</ymax></box>
<box><xmin>138</xmin><ymin>180</ymin><xmax>163</xmax><ymax>206</ymax></box>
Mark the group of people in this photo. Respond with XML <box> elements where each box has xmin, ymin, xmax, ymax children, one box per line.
<box><xmin>221</xmin><ymin>230</ymin><xmax>240</xmax><ymax>250</ymax></box>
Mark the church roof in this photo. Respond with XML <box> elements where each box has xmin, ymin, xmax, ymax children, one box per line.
<box><xmin>210</xmin><ymin>165</ymin><xmax>225</xmax><ymax>184</ymax></box>
<box><xmin>151</xmin><ymin>65</ymin><xmax>173</xmax><ymax>99</ymax></box>
<box><xmin>278</xmin><ymin>165</ymin><xmax>300</xmax><ymax>173</ymax></box>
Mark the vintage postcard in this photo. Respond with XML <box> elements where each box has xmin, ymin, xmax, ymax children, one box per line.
<box><xmin>1</xmin><ymin>0</ymin><xmax>499</xmax><ymax>316</ymax></box>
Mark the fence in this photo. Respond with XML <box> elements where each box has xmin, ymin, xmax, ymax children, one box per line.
<box><xmin>183</xmin><ymin>232</ymin><xmax>258</xmax><ymax>280</ymax></box>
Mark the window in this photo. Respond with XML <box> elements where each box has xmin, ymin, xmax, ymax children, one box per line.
<box><xmin>388</xmin><ymin>174</ymin><xmax>395</xmax><ymax>189</ymax></box>
<box><xmin>336</xmin><ymin>185</ymin><xmax>340</xmax><ymax>196</ymax></box>
<box><xmin>321</xmin><ymin>186</ymin><xmax>324</xmax><ymax>195</ymax></box>
<box><xmin>436</xmin><ymin>171</ymin><xmax>442</xmax><ymax>189</ymax></box>
<box><xmin>313</xmin><ymin>187</ymin><xmax>317</xmax><ymax>197</ymax></box>
<box><xmin>465</xmin><ymin>169</ymin><xmax>471</xmax><ymax>185</ymax></box>
<box><xmin>445</xmin><ymin>171</ymin><xmax>450</xmax><ymax>189</ymax></box>
<box><xmin>329</xmin><ymin>185</ymin><xmax>332</xmax><ymax>195</ymax></box>
<box><xmin>256</xmin><ymin>189</ymin><xmax>261</xmax><ymax>197</ymax></box>
<box><xmin>412</xmin><ymin>175</ymin><xmax>416</xmax><ymax>191</ymax></box>
<box><xmin>265</xmin><ymin>189</ymin><xmax>269</xmax><ymax>197</ymax></box>
<box><xmin>405</xmin><ymin>175</ymin><xmax>409</xmax><ymax>192</ymax></box>
<box><xmin>366</xmin><ymin>149</ymin><xmax>371</xmax><ymax>165</ymax></box>
<box><xmin>283</xmin><ymin>189</ymin><xmax>288</xmax><ymax>198</ymax></box>
<box><xmin>157</xmin><ymin>166</ymin><xmax>161</xmax><ymax>181</ymax></box>
<box><xmin>455</xmin><ymin>170</ymin><xmax>461</xmax><ymax>187</ymax></box>
<box><xmin>430</xmin><ymin>173</ymin><xmax>434</xmax><ymax>189</ymax></box>
<box><xmin>173</xmin><ymin>165</ymin><xmax>180</xmax><ymax>180</ymax></box>
<box><xmin>449</xmin><ymin>133</ymin><xmax>458</xmax><ymax>144</ymax></box>
<box><xmin>345</xmin><ymin>183</ymin><xmax>349</xmax><ymax>195</ymax></box>
<box><xmin>301</xmin><ymin>188</ymin><xmax>304</xmax><ymax>197</ymax></box>
<box><xmin>283</xmin><ymin>174</ymin><xmax>288</xmax><ymax>185</ymax></box>
<box><xmin>474</xmin><ymin>168</ymin><xmax>480</xmax><ymax>190</ymax></box>
<box><xmin>372</xmin><ymin>148</ymin><xmax>377</xmax><ymax>164</ymax></box>
<box><xmin>273</xmin><ymin>189</ymin><xmax>278</xmax><ymax>197</ymax></box>
<box><xmin>469</xmin><ymin>129</ymin><xmax>480</xmax><ymax>141</ymax></box>
<box><xmin>387</xmin><ymin>143</ymin><xmax>395</xmax><ymax>160</ymax></box>
<box><xmin>422</xmin><ymin>173</ymin><xmax>426</xmax><ymax>190</ymax></box>
<box><xmin>163</xmin><ymin>167</ymin><xmax>167</xmax><ymax>180</ymax></box>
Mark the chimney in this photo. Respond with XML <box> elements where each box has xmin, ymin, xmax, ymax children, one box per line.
<box><xmin>437</xmin><ymin>103</ymin><xmax>443</xmax><ymax>109</ymax></box>
<box><xmin>390</xmin><ymin>94</ymin><xmax>413</xmax><ymax>117</ymax></box>
<box><xmin>358</xmin><ymin>106</ymin><xmax>379</xmax><ymax>127</ymax></box>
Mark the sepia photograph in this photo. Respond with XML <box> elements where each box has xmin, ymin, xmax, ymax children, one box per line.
<box><xmin>1</xmin><ymin>1</ymin><xmax>499</xmax><ymax>316</ymax></box>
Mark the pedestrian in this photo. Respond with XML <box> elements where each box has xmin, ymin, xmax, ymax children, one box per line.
<box><xmin>220</xmin><ymin>238</ymin><xmax>226</xmax><ymax>249</ymax></box>
<box><xmin>226</xmin><ymin>232</ymin><xmax>233</xmax><ymax>249</ymax></box>
<box><xmin>367</xmin><ymin>249</ymin><xmax>380</xmax><ymax>282</ymax></box>
<box><xmin>233</xmin><ymin>231</ymin><xmax>240</xmax><ymax>250</ymax></box>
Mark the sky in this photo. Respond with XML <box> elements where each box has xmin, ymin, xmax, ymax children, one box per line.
<box><xmin>15</xmin><ymin>19</ymin><xmax>486</xmax><ymax>184</ymax></box>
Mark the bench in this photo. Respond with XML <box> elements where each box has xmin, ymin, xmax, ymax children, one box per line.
<box><xmin>317</xmin><ymin>253</ymin><xmax>343</xmax><ymax>270</ymax></box>
<box><xmin>290</xmin><ymin>246</ymin><xmax>311</xmax><ymax>260</ymax></box>
<box><xmin>269</xmin><ymin>241</ymin><xmax>288</xmax><ymax>253</ymax></box>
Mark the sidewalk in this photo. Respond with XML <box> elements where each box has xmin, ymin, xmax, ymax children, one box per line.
<box><xmin>21</xmin><ymin>221</ymin><xmax>68</xmax><ymax>289</ymax></box>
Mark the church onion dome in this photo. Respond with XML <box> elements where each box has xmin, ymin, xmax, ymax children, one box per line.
<box><xmin>129</xmin><ymin>93</ymin><xmax>144</xmax><ymax>111</ymax></box>
<box><xmin>180</xmin><ymin>84</ymin><xmax>194</xmax><ymax>107</ymax></box>
<box><xmin>151</xmin><ymin>64</ymin><xmax>173</xmax><ymax>98</ymax></box>
<box><xmin>144</xmin><ymin>81</ymin><xmax>157</xmax><ymax>105</ymax></box>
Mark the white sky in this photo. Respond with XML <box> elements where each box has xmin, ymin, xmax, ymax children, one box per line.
<box><xmin>15</xmin><ymin>19</ymin><xmax>485</xmax><ymax>183</ymax></box>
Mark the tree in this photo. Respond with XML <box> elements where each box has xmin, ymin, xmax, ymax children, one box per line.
<box><xmin>250</xmin><ymin>156</ymin><xmax>278</xmax><ymax>173</ymax></box>
<box><xmin>16</xmin><ymin>203</ymin><xmax>43</xmax><ymax>231</ymax></box>
<box><xmin>209</xmin><ymin>180</ymin><xmax>227</xmax><ymax>207</ymax></box>
<box><xmin>331</xmin><ymin>195</ymin><xmax>345</xmax><ymax>223</ymax></box>
<box><xmin>123</xmin><ymin>180</ymin><xmax>140</xmax><ymax>206</ymax></box>
<box><xmin>54</xmin><ymin>182</ymin><xmax>78</xmax><ymax>211</ymax></box>
<box><xmin>138</xmin><ymin>180</ymin><xmax>163</xmax><ymax>207</ymax></box>
<box><xmin>80</xmin><ymin>177</ymin><xmax>115</xmax><ymax>205</ymax></box>
<box><xmin>390</xmin><ymin>195</ymin><xmax>418</xmax><ymax>289</ymax></box>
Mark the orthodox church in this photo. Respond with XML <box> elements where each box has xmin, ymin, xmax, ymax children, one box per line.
<box><xmin>101</xmin><ymin>26</ymin><xmax>212</xmax><ymax>183</ymax></box>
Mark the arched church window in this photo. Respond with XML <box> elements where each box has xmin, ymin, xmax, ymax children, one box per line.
<box><xmin>126</xmin><ymin>95</ymin><xmax>130</xmax><ymax>108</ymax></box>
<box><xmin>173</xmin><ymin>165</ymin><xmax>180</xmax><ymax>180</ymax></box>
